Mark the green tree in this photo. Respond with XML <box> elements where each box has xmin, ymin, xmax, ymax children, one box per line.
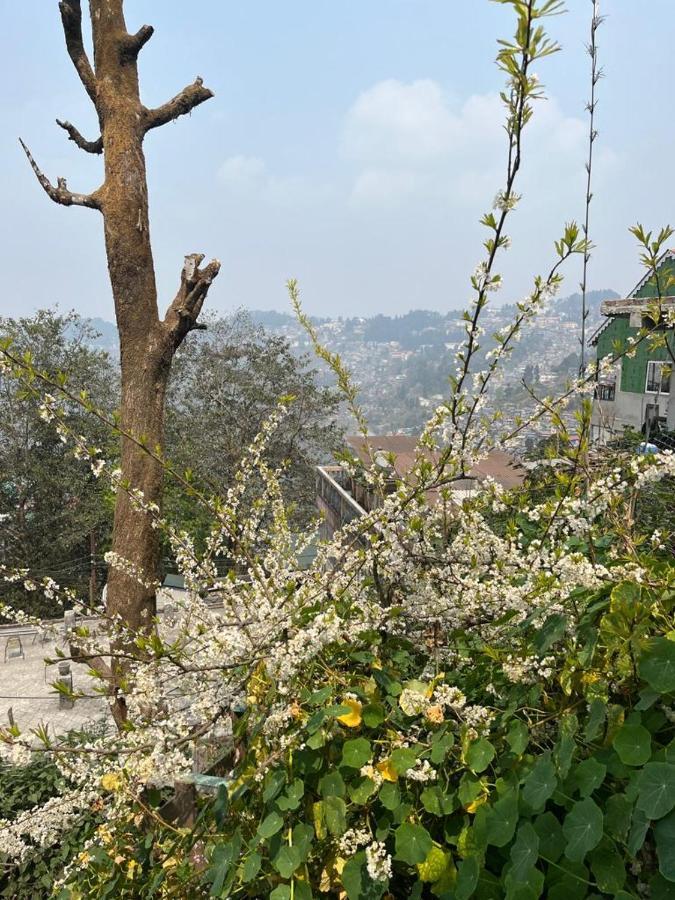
<box><xmin>163</xmin><ymin>312</ymin><xmax>342</xmax><ymax>556</ymax></box>
<box><xmin>0</xmin><ymin>310</ymin><xmax>116</xmax><ymax>616</ymax></box>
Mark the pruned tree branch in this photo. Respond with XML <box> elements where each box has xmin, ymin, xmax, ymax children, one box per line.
<box><xmin>19</xmin><ymin>139</ymin><xmax>101</xmax><ymax>210</ymax></box>
<box><xmin>58</xmin><ymin>0</ymin><xmax>98</xmax><ymax>107</ymax></box>
<box><xmin>143</xmin><ymin>77</ymin><xmax>214</xmax><ymax>133</ymax></box>
<box><xmin>164</xmin><ymin>253</ymin><xmax>221</xmax><ymax>347</ymax></box>
<box><xmin>56</xmin><ymin>119</ymin><xmax>103</xmax><ymax>154</ymax></box>
<box><xmin>120</xmin><ymin>25</ymin><xmax>154</xmax><ymax>62</ymax></box>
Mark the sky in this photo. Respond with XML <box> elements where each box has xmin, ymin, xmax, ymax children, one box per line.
<box><xmin>1</xmin><ymin>1</ymin><xmax>674</xmax><ymax>321</ymax></box>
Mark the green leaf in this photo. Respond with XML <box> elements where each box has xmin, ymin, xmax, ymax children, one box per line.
<box><xmin>523</xmin><ymin>755</ymin><xmax>557</xmax><ymax>809</ymax></box>
<box><xmin>342</xmin><ymin>852</ymin><xmax>386</xmax><ymax>899</ymax></box>
<box><xmin>589</xmin><ymin>838</ymin><xmax>626</xmax><ymax>893</ymax></box>
<box><xmin>262</xmin><ymin>770</ymin><xmax>286</xmax><ymax>803</ymax></box>
<box><xmin>485</xmin><ymin>789</ymin><xmax>519</xmax><ymax>847</ymax></box>
<box><xmin>650</xmin><ymin>873</ymin><xmax>675</xmax><ymax>899</ymax></box>
<box><xmin>350</xmin><ymin>776</ymin><xmax>377</xmax><ymax>805</ymax></box>
<box><xmin>613</xmin><ymin>723</ymin><xmax>652</xmax><ymax>766</ymax></box>
<box><xmin>568</xmin><ymin>757</ymin><xmax>606</xmax><ymax>797</ymax></box>
<box><xmin>276</xmin><ymin>778</ymin><xmax>304</xmax><ymax>811</ymax></box>
<box><xmin>534</xmin><ymin>613</ymin><xmax>567</xmax><ymax>653</ymax></box>
<box><xmin>546</xmin><ymin>861</ymin><xmax>591</xmax><ymax>900</ymax></box>
<box><xmin>505</xmin><ymin>865</ymin><xmax>544</xmax><ymax>900</ymax></box>
<box><xmin>562</xmin><ymin>798</ymin><xmax>603</xmax><ymax>861</ymax></box>
<box><xmin>269</xmin><ymin>887</ymin><xmax>291</xmax><ymax>900</ymax></box>
<box><xmin>272</xmin><ymin>845</ymin><xmax>303</xmax><ymax>879</ymax></box>
<box><xmin>636</xmin><ymin>763</ymin><xmax>675</xmax><ymax>819</ymax></box>
<box><xmin>293</xmin><ymin>882</ymin><xmax>313</xmax><ymax>900</ymax></box>
<box><xmin>241</xmin><ymin>852</ymin><xmax>261</xmax><ymax>882</ymax></box>
<box><xmin>257</xmin><ymin>811</ymin><xmax>284</xmax><ymax>840</ymax></box>
<box><xmin>324</xmin><ymin>796</ymin><xmax>347</xmax><ymax>836</ymax></box>
<box><xmin>655</xmin><ymin>810</ymin><xmax>675</xmax><ymax>882</ymax></box>
<box><xmin>459</xmin><ymin>773</ymin><xmax>484</xmax><ymax>807</ymax></box>
<box><xmin>431</xmin><ymin>732</ymin><xmax>455</xmax><ymax>764</ymax></box>
<box><xmin>466</xmin><ymin>739</ymin><xmax>495</xmax><ymax>773</ymax></box>
<box><xmin>421</xmin><ymin>785</ymin><xmax>455</xmax><ymax>817</ymax></box>
<box><xmin>584</xmin><ymin>700</ymin><xmax>606</xmax><ymax>742</ymax></box>
<box><xmin>554</xmin><ymin>717</ymin><xmax>577</xmax><ymax>779</ymax></box>
<box><xmin>506</xmin><ymin>719</ymin><xmax>529</xmax><ymax>755</ymax></box>
<box><xmin>320</xmin><ymin>771</ymin><xmax>346</xmax><ymax>798</ymax></box>
<box><xmin>394</xmin><ymin>822</ymin><xmax>433</xmax><ymax>865</ymax></box>
<box><xmin>292</xmin><ymin>823</ymin><xmax>314</xmax><ymax>861</ymax></box>
<box><xmin>308</xmin><ymin>686</ymin><xmax>332</xmax><ymax>706</ymax></box>
<box><xmin>455</xmin><ymin>856</ymin><xmax>480</xmax><ymax>900</ymax></box>
<box><xmin>390</xmin><ymin>747</ymin><xmax>417</xmax><ymax>775</ymax></box>
<box><xmin>604</xmin><ymin>794</ymin><xmax>633</xmax><ymax>842</ymax></box>
<box><xmin>379</xmin><ymin>782</ymin><xmax>401</xmax><ymax>811</ymax></box>
<box><xmin>362</xmin><ymin>703</ymin><xmax>386</xmax><ymax>727</ymax></box>
<box><xmin>533</xmin><ymin>812</ymin><xmax>563</xmax><ymax>863</ymax></box>
<box><xmin>341</xmin><ymin>738</ymin><xmax>372</xmax><ymax>769</ymax></box>
<box><xmin>641</xmin><ymin>638</ymin><xmax>675</xmax><ymax>693</ymax></box>
<box><xmin>627</xmin><ymin>805</ymin><xmax>650</xmax><ymax>856</ymax></box>
<box><xmin>510</xmin><ymin>822</ymin><xmax>539</xmax><ymax>881</ymax></box>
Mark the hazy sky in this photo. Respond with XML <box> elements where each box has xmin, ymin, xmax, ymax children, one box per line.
<box><xmin>1</xmin><ymin>1</ymin><xmax>674</xmax><ymax>321</ymax></box>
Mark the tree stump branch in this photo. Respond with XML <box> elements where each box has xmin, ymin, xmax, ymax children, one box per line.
<box><xmin>56</xmin><ymin>119</ymin><xmax>103</xmax><ymax>154</ymax></box>
<box><xmin>19</xmin><ymin>138</ymin><xmax>101</xmax><ymax>209</ymax></box>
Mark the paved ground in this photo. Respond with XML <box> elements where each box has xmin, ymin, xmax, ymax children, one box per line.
<box><xmin>0</xmin><ymin>627</ymin><xmax>110</xmax><ymax>754</ymax></box>
<box><xmin>0</xmin><ymin>589</ymin><xmax>220</xmax><ymax>757</ymax></box>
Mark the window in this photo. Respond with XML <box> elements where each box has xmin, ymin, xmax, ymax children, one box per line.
<box><xmin>645</xmin><ymin>360</ymin><xmax>671</xmax><ymax>394</ymax></box>
<box><xmin>596</xmin><ymin>383</ymin><xmax>615</xmax><ymax>402</ymax></box>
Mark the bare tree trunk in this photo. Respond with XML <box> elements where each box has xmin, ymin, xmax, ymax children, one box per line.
<box><xmin>21</xmin><ymin>0</ymin><xmax>220</xmax><ymax>723</ymax></box>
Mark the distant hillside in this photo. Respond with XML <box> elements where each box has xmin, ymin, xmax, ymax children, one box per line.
<box><xmin>248</xmin><ymin>310</ymin><xmax>328</xmax><ymax>328</ymax></box>
<box><xmin>83</xmin><ymin>288</ymin><xmax>620</xmax><ymax>353</ymax></box>
<box><xmin>85</xmin><ymin>317</ymin><xmax>119</xmax><ymax>353</ymax></box>
<box><xmin>554</xmin><ymin>288</ymin><xmax>620</xmax><ymax>322</ymax></box>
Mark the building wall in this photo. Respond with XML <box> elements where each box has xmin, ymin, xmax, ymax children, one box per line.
<box><xmin>595</xmin><ymin>315</ymin><xmax>672</xmax><ymax>396</ymax></box>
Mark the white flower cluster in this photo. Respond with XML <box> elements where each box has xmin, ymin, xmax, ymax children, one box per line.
<box><xmin>405</xmin><ymin>758</ymin><xmax>437</xmax><ymax>783</ymax></box>
<box><xmin>338</xmin><ymin>827</ymin><xmax>371</xmax><ymax>856</ymax></box>
<box><xmin>398</xmin><ymin>687</ymin><xmax>429</xmax><ymax>716</ymax></box>
<box><xmin>502</xmin><ymin>654</ymin><xmax>555</xmax><ymax>684</ymax></box>
<box><xmin>365</xmin><ymin>840</ymin><xmax>393</xmax><ymax>882</ymax></box>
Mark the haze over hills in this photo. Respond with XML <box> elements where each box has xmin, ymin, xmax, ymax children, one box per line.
<box><xmin>82</xmin><ymin>288</ymin><xmax>619</xmax><ymax>454</ymax></box>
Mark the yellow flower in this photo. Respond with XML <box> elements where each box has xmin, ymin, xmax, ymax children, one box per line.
<box><xmin>77</xmin><ymin>851</ymin><xmax>91</xmax><ymax>866</ymax></box>
<box><xmin>376</xmin><ymin>758</ymin><xmax>398</xmax><ymax>782</ymax></box>
<box><xmin>425</xmin><ymin>704</ymin><xmax>445</xmax><ymax>724</ymax></box>
<box><xmin>96</xmin><ymin>824</ymin><xmax>113</xmax><ymax>846</ymax></box>
<box><xmin>337</xmin><ymin>697</ymin><xmax>362</xmax><ymax>728</ymax></box>
<box><xmin>127</xmin><ymin>859</ymin><xmax>139</xmax><ymax>880</ymax></box>
<box><xmin>100</xmin><ymin>771</ymin><xmax>123</xmax><ymax>792</ymax></box>
<box><xmin>465</xmin><ymin>793</ymin><xmax>488</xmax><ymax>814</ymax></box>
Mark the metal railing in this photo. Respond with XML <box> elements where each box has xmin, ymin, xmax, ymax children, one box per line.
<box><xmin>316</xmin><ymin>466</ymin><xmax>366</xmax><ymax>529</ymax></box>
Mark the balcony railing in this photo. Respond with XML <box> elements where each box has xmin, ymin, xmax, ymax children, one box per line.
<box><xmin>595</xmin><ymin>383</ymin><xmax>615</xmax><ymax>402</ymax></box>
<box><xmin>316</xmin><ymin>466</ymin><xmax>365</xmax><ymax>531</ymax></box>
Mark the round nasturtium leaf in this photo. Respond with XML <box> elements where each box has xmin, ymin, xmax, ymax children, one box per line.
<box><xmin>654</xmin><ymin>810</ymin><xmax>675</xmax><ymax>883</ymax></box>
<box><xmin>640</xmin><ymin>638</ymin><xmax>675</xmax><ymax>694</ymax></box>
<box><xmin>465</xmin><ymin>738</ymin><xmax>496</xmax><ymax>773</ymax></box>
<box><xmin>341</xmin><ymin>737</ymin><xmax>372</xmax><ymax>769</ymax></box>
<box><xmin>394</xmin><ymin>822</ymin><xmax>433</xmax><ymax>865</ymax></box>
<box><xmin>613</xmin><ymin>723</ymin><xmax>652</xmax><ymax>767</ymax></box>
<box><xmin>562</xmin><ymin>798</ymin><xmax>603</xmax><ymax>861</ymax></box>
<box><xmin>523</xmin><ymin>755</ymin><xmax>557</xmax><ymax>809</ymax></box>
<box><xmin>509</xmin><ymin>822</ymin><xmax>540</xmax><ymax>881</ymax></box>
<box><xmin>636</xmin><ymin>763</ymin><xmax>675</xmax><ymax>820</ymax></box>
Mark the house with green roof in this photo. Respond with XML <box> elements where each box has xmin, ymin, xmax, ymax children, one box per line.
<box><xmin>590</xmin><ymin>252</ymin><xmax>675</xmax><ymax>444</ymax></box>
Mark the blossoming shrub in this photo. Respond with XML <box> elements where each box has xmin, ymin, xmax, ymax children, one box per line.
<box><xmin>0</xmin><ymin>758</ymin><xmax>99</xmax><ymax>898</ymax></box>
<box><xmin>2</xmin><ymin>2</ymin><xmax>675</xmax><ymax>897</ymax></box>
<box><xmin>45</xmin><ymin>531</ymin><xmax>675</xmax><ymax>898</ymax></box>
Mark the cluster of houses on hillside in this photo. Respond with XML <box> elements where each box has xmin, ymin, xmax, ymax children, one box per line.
<box><xmin>315</xmin><ymin>253</ymin><xmax>675</xmax><ymax>533</ymax></box>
